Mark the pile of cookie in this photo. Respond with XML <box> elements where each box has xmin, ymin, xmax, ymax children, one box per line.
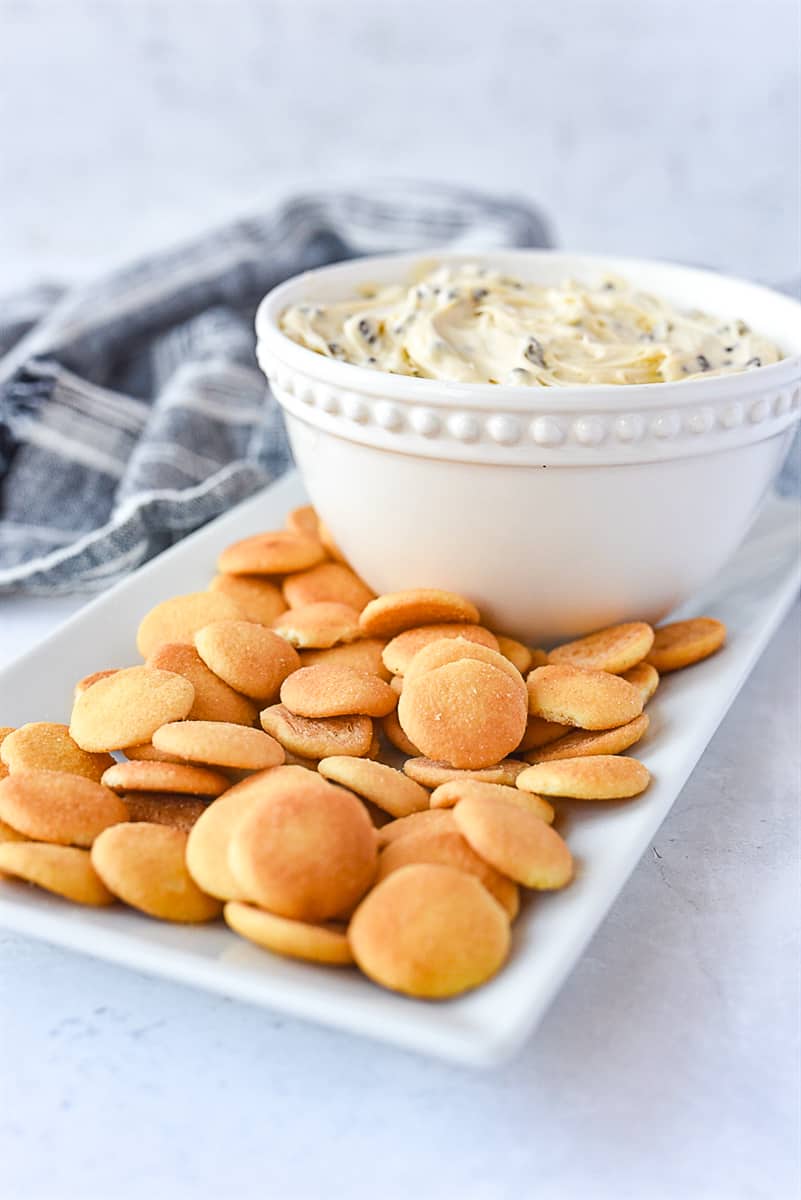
<box><xmin>0</xmin><ymin>505</ymin><xmax>726</xmax><ymax>999</ymax></box>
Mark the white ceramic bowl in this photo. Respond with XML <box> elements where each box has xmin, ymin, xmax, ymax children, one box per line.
<box><xmin>256</xmin><ymin>251</ymin><xmax>801</xmax><ymax>642</ymax></box>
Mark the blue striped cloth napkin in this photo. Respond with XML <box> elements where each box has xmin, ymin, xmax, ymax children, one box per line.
<box><xmin>0</xmin><ymin>185</ymin><xmax>551</xmax><ymax>594</ymax></box>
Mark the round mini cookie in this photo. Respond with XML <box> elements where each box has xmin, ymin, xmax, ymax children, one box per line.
<box><xmin>526</xmin><ymin>664</ymin><xmax>643</xmax><ymax>730</ymax></box>
<box><xmin>299</xmin><ymin>638</ymin><xmax>391</xmax><ymax>681</ymax></box>
<box><xmin>517</xmin><ymin>755</ymin><xmax>651</xmax><ymax>799</ymax></box>
<box><xmin>123</xmin><ymin>742</ymin><xmax>185</xmax><ymax>764</ymax></box>
<box><xmin>273</xmin><ymin>602</ymin><xmax>362</xmax><ymax>649</ymax></box>
<box><xmin>359</xmin><ymin>589</ymin><xmax>481</xmax><ymax>639</ymax></box>
<box><xmin>645</xmin><ymin>617</ymin><xmax>726</xmax><ymax>673</ymax></box>
<box><xmin>260</xmin><ymin>705</ymin><xmax>373</xmax><ymax>760</ymax></box>
<box><xmin>517</xmin><ymin>715</ymin><xmax>573</xmax><ymax>753</ymax></box>
<box><xmin>548</xmin><ymin>622</ymin><xmax>655</xmax><ymax>674</ymax></box>
<box><xmin>194</xmin><ymin>620</ymin><xmax>300</xmax><ymax>701</ymax></box>
<box><xmin>453</xmin><ymin>795</ymin><xmax>573</xmax><ymax>889</ymax></box>
<box><xmin>318</xmin><ymin>756</ymin><xmax>429</xmax><ymax>818</ymax></box>
<box><xmin>136</xmin><ymin>591</ymin><xmax>243</xmax><ymax>659</ymax></box>
<box><xmin>146</xmin><ymin>643</ymin><xmax>259</xmax><ymax>726</ymax></box>
<box><xmin>186</xmin><ymin>790</ymin><xmax>261</xmax><ymax>900</ymax></box>
<box><xmin>381</xmin><ymin>710</ymin><xmax>420</xmax><ymax>757</ymax></box>
<box><xmin>398</xmin><ymin>658</ymin><xmax>528</xmax><ymax>769</ymax></box>
<box><xmin>70</xmin><ymin>666</ymin><xmax>195</xmax><ymax>752</ymax></box>
<box><xmin>0</xmin><ymin>722</ymin><xmax>115</xmax><ymax>782</ymax></box>
<box><xmin>280</xmin><ymin>664</ymin><xmax>397</xmax><ymax>719</ymax></box>
<box><xmin>73</xmin><ymin>669</ymin><xmax>119</xmax><ymax>697</ymax></box>
<box><xmin>525</xmin><ymin>713</ymin><xmax>649</xmax><ymax>764</ymax></box>
<box><xmin>218</xmin><ymin>530</ymin><xmax>326</xmax><ymax>576</ymax></box>
<box><xmin>621</xmin><ymin>661</ymin><xmax>660</xmax><ymax>704</ymax></box>
<box><xmin>403</xmin><ymin>757</ymin><xmax>526</xmax><ymax>788</ymax></box>
<box><xmin>376</xmin><ymin>829</ymin><xmax>519</xmax><ymax>919</ymax></box>
<box><xmin>377</xmin><ymin>808</ymin><xmax>458</xmax><ymax>846</ymax></box>
<box><xmin>102</xmin><ymin>761</ymin><xmax>229</xmax><ymax>797</ymax></box>
<box><xmin>228</xmin><ymin>772</ymin><xmax>377</xmax><ymax>921</ymax></box>
<box><xmin>0</xmin><ymin>842</ymin><xmax>115</xmax><ymax>906</ymax></box>
<box><xmin>152</xmin><ymin>721</ymin><xmax>285</xmax><ymax>771</ymax></box>
<box><xmin>208</xmin><ymin>573</ymin><xmax>287</xmax><ymax>626</ymax></box>
<box><xmin>283</xmin><ymin>562</ymin><xmax>375</xmax><ymax>613</ymax></box>
<box><xmin>430</xmin><ymin>779</ymin><xmax>555</xmax><ymax>824</ymax></box>
<box><xmin>403</xmin><ymin>637</ymin><xmax>523</xmax><ymax>686</ymax></box>
<box><xmin>91</xmin><ymin>822</ymin><xmax>222</xmax><ymax>922</ymax></box>
<box><xmin>382</xmin><ymin>624</ymin><xmax>499</xmax><ymax>676</ymax></box>
<box><xmin>318</xmin><ymin>520</ymin><xmax>348</xmax><ymax>563</ymax></box>
<box><xmin>0</xmin><ymin>728</ymin><xmax>12</xmax><ymax>780</ymax></box>
<box><xmin>123</xmin><ymin>792</ymin><xmax>209</xmax><ymax>832</ymax></box>
<box><xmin>224</xmin><ymin>902</ymin><xmax>353</xmax><ymax>965</ymax></box>
<box><xmin>349</xmin><ymin>863</ymin><xmax>510</xmax><ymax>998</ymax></box>
<box><xmin>495</xmin><ymin>636</ymin><xmax>534</xmax><ymax>675</ymax></box>
<box><xmin>0</xmin><ymin>771</ymin><xmax>128</xmax><ymax>847</ymax></box>
<box><xmin>285</xmin><ymin>504</ymin><xmax>320</xmax><ymax>540</ymax></box>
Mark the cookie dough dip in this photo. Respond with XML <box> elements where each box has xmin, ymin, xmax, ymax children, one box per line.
<box><xmin>279</xmin><ymin>263</ymin><xmax>783</xmax><ymax>387</ymax></box>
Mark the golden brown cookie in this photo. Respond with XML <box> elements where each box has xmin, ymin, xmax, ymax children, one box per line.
<box><xmin>403</xmin><ymin>636</ymin><xmax>523</xmax><ymax>686</ymax></box>
<box><xmin>0</xmin><ymin>771</ymin><xmax>128</xmax><ymax>847</ymax></box>
<box><xmin>517</xmin><ymin>715</ymin><xmax>573</xmax><ymax>752</ymax></box>
<box><xmin>208</xmin><ymin>573</ymin><xmax>287</xmax><ymax>626</ymax></box>
<box><xmin>273</xmin><ymin>602</ymin><xmax>362</xmax><ymax>649</ymax></box>
<box><xmin>376</xmin><ymin>808</ymin><xmax>458</xmax><ymax>846</ymax></box>
<box><xmin>517</xmin><ymin>755</ymin><xmax>651</xmax><ymax>799</ymax></box>
<box><xmin>185</xmin><ymin>790</ymin><xmax>260</xmax><ymax>900</ymax></box>
<box><xmin>102</xmin><ymin>761</ymin><xmax>229</xmax><ymax>797</ymax></box>
<box><xmin>91</xmin><ymin>822</ymin><xmax>222</xmax><ymax>922</ymax></box>
<box><xmin>359</xmin><ymin>589</ymin><xmax>481</xmax><ymax>639</ymax></box>
<box><xmin>0</xmin><ymin>722</ymin><xmax>115</xmax><ymax>782</ymax></box>
<box><xmin>318</xmin><ymin>756</ymin><xmax>429</xmax><ymax>818</ymax></box>
<box><xmin>0</xmin><ymin>842</ymin><xmax>115</xmax><ymax>906</ymax></box>
<box><xmin>349</xmin><ymin>863</ymin><xmax>510</xmax><ymax>998</ymax></box>
<box><xmin>152</xmin><ymin>721</ymin><xmax>285</xmax><ymax>770</ymax></box>
<box><xmin>70</xmin><ymin>666</ymin><xmax>195</xmax><ymax>752</ymax></box>
<box><xmin>403</xmin><ymin>757</ymin><xmax>526</xmax><ymax>788</ymax></box>
<box><xmin>218</xmin><ymin>530</ymin><xmax>326</xmax><ymax>575</ymax></box>
<box><xmin>527</xmin><ymin>664</ymin><xmax>643</xmax><ymax>730</ymax></box>
<box><xmin>548</xmin><ymin>622</ymin><xmax>655</xmax><ymax>674</ymax></box>
<box><xmin>429</xmin><ymin>779</ymin><xmax>555</xmax><ymax>824</ymax></box>
<box><xmin>645</xmin><ymin>617</ymin><xmax>727</xmax><ymax>673</ymax></box>
<box><xmin>194</xmin><ymin>620</ymin><xmax>300</xmax><ymax>701</ymax></box>
<box><xmin>285</xmin><ymin>504</ymin><xmax>320</xmax><ymax>538</ymax></box>
<box><xmin>317</xmin><ymin>518</ymin><xmax>348</xmax><ymax>563</ymax></box>
<box><xmin>123</xmin><ymin>793</ymin><xmax>208</xmax><ymax>832</ymax></box>
<box><xmin>260</xmin><ymin>704</ymin><xmax>373</xmax><ymax>760</ymax></box>
<box><xmin>382</xmin><ymin>624</ymin><xmax>499</xmax><ymax>676</ymax></box>
<box><xmin>136</xmin><ymin>591</ymin><xmax>243</xmax><ymax>658</ymax></box>
<box><xmin>123</xmin><ymin>743</ymin><xmax>184</xmax><ymax>764</ymax></box>
<box><xmin>146</xmin><ymin>643</ymin><xmax>259</xmax><ymax>726</ymax></box>
<box><xmin>453</xmin><ymin>794</ymin><xmax>573</xmax><ymax>889</ymax></box>
<box><xmin>376</xmin><ymin>829</ymin><xmax>519</xmax><ymax>919</ymax></box>
<box><xmin>73</xmin><ymin>669</ymin><xmax>120</xmax><ymax>697</ymax></box>
<box><xmin>525</xmin><ymin>713</ymin><xmax>649</xmax><ymax>764</ymax></box>
<box><xmin>621</xmin><ymin>661</ymin><xmax>660</xmax><ymax>704</ymax></box>
<box><xmin>495</xmin><ymin>636</ymin><xmax>534</xmax><ymax>675</ymax></box>
<box><xmin>224</xmin><ymin>902</ymin><xmax>353</xmax><ymax>965</ymax></box>
<box><xmin>228</xmin><ymin>772</ymin><xmax>377</xmax><ymax>921</ymax></box>
<box><xmin>390</xmin><ymin>675</ymin><xmax>404</xmax><ymax>695</ymax></box>
<box><xmin>0</xmin><ymin>816</ymin><xmax>28</xmax><ymax>844</ymax></box>
<box><xmin>280</xmin><ymin>664</ymin><xmax>396</xmax><ymax>719</ymax></box>
<box><xmin>283</xmin><ymin>562</ymin><xmax>375</xmax><ymax>612</ymax></box>
<box><xmin>398</xmin><ymin>658</ymin><xmax>528</xmax><ymax>769</ymax></box>
<box><xmin>299</xmin><ymin>638</ymin><xmax>390</xmax><ymax>681</ymax></box>
<box><xmin>380</xmin><ymin>710</ymin><xmax>420</xmax><ymax>757</ymax></box>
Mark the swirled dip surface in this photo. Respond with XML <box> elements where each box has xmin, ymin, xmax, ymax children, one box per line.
<box><xmin>279</xmin><ymin>263</ymin><xmax>782</xmax><ymax>386</ymax></box>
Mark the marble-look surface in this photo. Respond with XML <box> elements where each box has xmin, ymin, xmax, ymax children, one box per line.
<box><xmin>1</xmin><ymin>0</ymin><xmax>799</xmax><ymax>291</ymax></box>
<box><xmin>0</xmin><ymin>595</ymin><xmax>798</xmax><ymax>1200</ymax></box>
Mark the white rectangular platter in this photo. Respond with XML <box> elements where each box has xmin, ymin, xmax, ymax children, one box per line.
<box><xmin>0</xmin><ymin>471</ymin><xmax>798</xmax><ymax>1067</ymax></box>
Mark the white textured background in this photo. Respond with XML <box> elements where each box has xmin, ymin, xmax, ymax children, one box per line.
<box><xmin>1</xmin><ymin>0</ymin><xmax>799</xmax><ymax>289</ymax></box>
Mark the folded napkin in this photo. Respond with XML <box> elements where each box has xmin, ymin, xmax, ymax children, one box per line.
<box><xmin>0</xmin><ymin>185</ymin><xmax>552</xmax><ymax>594</ymax></box>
